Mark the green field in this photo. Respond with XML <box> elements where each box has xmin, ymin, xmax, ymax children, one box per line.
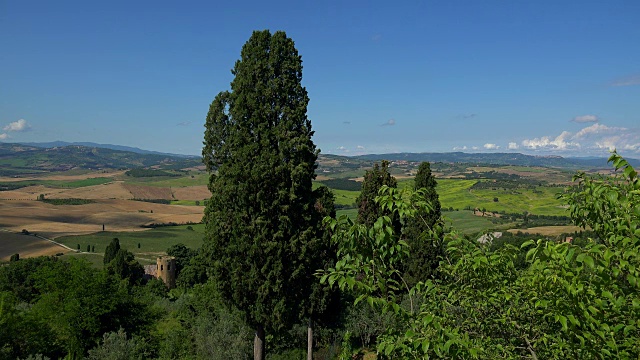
<box><xmin>56</xmin><ymin>224</ymin><xmax>205</xmax><ymax>265</ymax></box>
<box><xmin>436</xmin><ymin>179</ymin><xmax>567</xmax><ymax>216</ymax></box>
<box><xmin>170</xmin><ymin>200</ymin><xmax>204</xmax><ymax>206</ymax></box>
<box><xmin>443</xmin><ymin>210</ymin><xmax>513</xmax><ymax>235</ymax></box>
<box><xmin>336</xmin><ymin>208</ymin><xmax>358</xmax><ymax>220</ymax></box>
<box><xmin>0</xmin><ymin>177</ymin><xmax>113</xmax><ymax>189</ymax></box>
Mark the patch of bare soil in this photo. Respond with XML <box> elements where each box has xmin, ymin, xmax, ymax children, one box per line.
<box><xmin>0</xmin><ymin>170</ymin><xmax>125</xmax><ymax>182</ymax></box>
<box><xmin>49</xmin><ymin>182</ymin><xmax>134</xmax><ymax>199</ymax></box>
<box><xmin>122</xmin><ymin>184</ymin><xmax>173</xmax><ymax>200</ymax></box>
<box><xmin>0</xmin><ymin>182</ymin><xmax>135</xmax><ymax>200</ymax></box>
<box><xmin>172</xmin><ymin>186</ymin><xmax>211</xmax><ymax>200</ymax></box>
<box><xmin>0</xmin><ymin>199</ymin><xmax>203</xmax><ymax>239</ymax></box>
<box><xmin>0</xmin><ymin>231</ymin><xmax>69</xmax><ymax>261</ymax></box>
<box><xmin>507</xmin><ymin>225</ymin><xmax>584</xmax><ymax>236</ymax></box>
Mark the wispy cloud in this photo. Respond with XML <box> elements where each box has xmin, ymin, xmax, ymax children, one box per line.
<box><xmin>453</xmin><ymin>146</ymin><xmax>468</xmax><ymax>151</ymax></box>
<box><xmin>574</xmin><ymin>123</ymin><xmax>625</xmax><ymax>139</ymax></box>
<box><xmin>571</xmin><ymin>115</ymin><xmax>599</xmax><ymax>123</ymax></box>
<box><xmin>3</xmin><ymin>119</ymin><xmax>30</xmax><ymax>132</ymax></box>
<box><xmin>343</xmin><ymin>121</ymin><xmax>351</xmax><ymax>125</ymax></box>
<box><xmin>610</xmin><ymin>74</ymin><xmax>640</xmax><ymax>87</ymax></box>
<box><xmin>371</xmin><ymin>34</ymin><xmax>382</xmax><ymax>42</ymax></box>
<box><xmin>521</xmin><ymin>123</ymin><xmax>639</xmax><ymax>153</ymax></box>
<box><xmin>0</xmin><ymin>133</ymin><xmax>8</xmax><ymax>140</ymax></box>
<box><xmin>508</xmin><ymin>142</ymin><xmax>519</xmax><ymax>150</ymax></box>
<box><xmin>176</xmin><ymin>121</ymin><xmax>192</xmax><ymax>126</ymax></box>
<box><xmin>484</xmin><ymin>143</ymin><xmax>499</xmax><ymax>150</ymax></box>
<box><xmin>472</xmin><ymin>146</ymin><xmax>479</xmax><ymax>150</ymax></box>
<box><xmin>381</xmin><ymin>118</ymin><xmax>396</xmax><ymax>126</ymax></box>
<box><xmin>457</xmin><ymin>113</ymin><xmax>477</xmax><ymax>120</ymax></box>
<box><xmin>356</xmin><ymin>145</ymin><xmax>365</xmax><ymax>150</ymax></box>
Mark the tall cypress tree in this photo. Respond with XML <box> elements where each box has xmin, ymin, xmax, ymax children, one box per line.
<box><xmin>356</xmin><ymin>160</ymin><xmax>399</xmax><ymax>231</ymax></box>
<box><xmin>402</xmin><ymin>162</ymin><xmax>444</xmax><ymax>287</ymax></box>
<box><xmin>202</xmin><ymin>30</ymin><xmax>324</xmax><ymax>360</ymax></box>
<box><xmin>103</xmin><ymin>238</ymin><xmax>120</xmax><ymax>265</ymax></box>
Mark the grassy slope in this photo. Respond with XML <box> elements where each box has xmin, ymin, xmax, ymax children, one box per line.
<box><xmin>56</xmin><ymin>224</ymin><xmax>205</xmax><ymax>265</ymax></box>
<box><xmin>436</xmin><ymin>179</ymin><xmax>567</xmax><ymax>216</ymax></box>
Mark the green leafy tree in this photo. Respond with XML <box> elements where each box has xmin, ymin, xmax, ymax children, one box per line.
<box><xmin>356</xmin><ymin>161</ymin><xmax>399</xmax><ymax>230</ymax></box>
<box><xmin>202</xmin><ymin>30</ymin><xmax>324</xmax><ymax>359</ymax></box>
<box><xmin>402</xmin><ymin>162</ymin><xmax>444</xmax><ymax>286</ymax></box>
<box><xmin>87</xmin><ymin>329</ymin><xmax>149</xmax><ymax>360</ymax></box>
<box><xmin>166</xmin><ymin>243</ymin><xmax>196</xmax><ymax>280</ymax></box>
<box><xmin>106</xmin><ymin>249</ymin><xmax>144</xmax><ymax>285</ymax></box>
<box><xmin>321</xmin><ymin>152</ymin><xmax>640</xmax><ymax>358</ymax></box>
<box><xmin>103</xmin><ymin>238</ymin><xmax>120</xmax><ymax>265</ymax></box>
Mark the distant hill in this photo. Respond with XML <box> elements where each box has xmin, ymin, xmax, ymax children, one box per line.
<box><xmin>352</xmin><ymin>152</ymin><xmax>638</xmax><ymax>170</ymax></box>
<box><xmin>18</xmin><ymin>141</ymin><xmax>195</xmax><ymax>158</ymax></box>
<box><xmin>0</xmin><ymin>143</ymin><xmax>201</xmax><ymax>175</ymax></box>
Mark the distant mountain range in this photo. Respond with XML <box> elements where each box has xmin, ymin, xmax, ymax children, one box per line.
<box><xmin>0</xmin><ymin>142</ymin><xmax>201</xmax><ymax>175</ymax></box>
<box><xmin>352</xmin><ymin>152</ymin><xmax>638</xmax><ymax>169</ymax></box>
<box><xmin>17</xmin><ymin>141</ymin><xmax>196</xmax><ymax>158</ymax></box>
<box><xmin>1</xmin><ymin>141</ymin><xmax>636</xmax><ymax>176</ymax></box>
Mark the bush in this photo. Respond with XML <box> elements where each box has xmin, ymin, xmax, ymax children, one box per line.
<box><xmin>10</xmin><ymin>253</ymin><xmax>19</xmax><ymax>262</ymax></box>
<box><xmin>87</xmin><ymin>329</ymin><xmax>150</xmax><ymax>360</ymax></box>
<box><xmin>21</xmin><ymin>229</ymin><xmax>29</xmax><ymax>235</ymax></box>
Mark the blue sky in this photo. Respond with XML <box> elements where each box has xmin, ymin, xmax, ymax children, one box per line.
<box><xmin>1</xmin><ymin>0</ymin><xmax>639</xmax><ymax>157</ymax></box>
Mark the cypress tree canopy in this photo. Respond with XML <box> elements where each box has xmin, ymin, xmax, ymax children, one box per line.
<box><xmin>202</xmin><ymin>30</ymin><xmax>320</xmax><ymax>334</ymax></box>
<box><xmin>356</xmin><ymin>160</ymin><xmax>398</xmax><ymax>228</ymax></box>
<box><xmin>402</xmin><ymin>162</ymin><xmax>444</xmax><ymax>286</ymax></box>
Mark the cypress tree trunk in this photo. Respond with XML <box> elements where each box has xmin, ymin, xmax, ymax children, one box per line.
<box><xmin>254</xmin><ymin>324</ymin><xmax>265</xmax><ymax>360</ymax></box>
<box><xmin>307</xmin><ymin>318</ymin><xmax>313</xmax><ymax>360</ymax></box>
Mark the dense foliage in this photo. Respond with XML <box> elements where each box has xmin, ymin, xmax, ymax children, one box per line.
<box><xmin>318</xmin><ymin>178</ymin><xmax>362</xmax><ymax>192</ymax></box>
<box><xmin>125</xmin><ymin>168</ymin><xmax>179</xmax><ymax>178</ymax></box>
<box><xmin>322</xmin><ymin>151</ymin><xmax>640</xmax><ymax>359</ymax></box>
<box><xmin>40</xmin><ymin>198</ymin><xmax>96</xmax><ymax>205</ymax></box>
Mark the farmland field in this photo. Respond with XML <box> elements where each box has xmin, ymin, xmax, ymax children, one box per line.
<box><xmin>0</xmin><ymin>231</ymin><xmax>70</xmax><ymax>261</ymax></box>
<box><xmin>56</xmin><ymin>224</ymin><xmax>205</xmax><ymax>265</ymax></box>
<box><xmin>0</xmin><ymin>159</ymin><xmax>582</xmax><ymax>261</ymax></box>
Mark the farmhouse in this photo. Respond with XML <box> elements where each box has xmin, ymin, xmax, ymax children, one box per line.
<box><xmin>143</xmin><ymin>256</ymin><xmax>176</xmax><ymax>289</ymax></box>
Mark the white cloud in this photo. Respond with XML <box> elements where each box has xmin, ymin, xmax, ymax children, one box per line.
<box><xmin>3</xmin><ymin>119</ymin><xmax>30</xmax><ymax>132</ymax></box>
<box><xmin>521</xmin><ymin>123</ymin><xmax>639</xmax><ymax>154</ymax></box>
<box><xmin>356</xmin><ymin>145</ymin><xmax>365</xmax><ymax>149</ymax></box>
<box><xmin>0</xmin><ymin>133</ymin><xmax>8</xmax><ymax>140</ymax></box>
<box><xmin>610</xmin><ymin>74</ymin><xmax>640</xmax><ymax>87</ymax></box>
<box><xmin>622</xmin><ymin>143</ymin><xmax>640</xmax><ymax>152</ymax></box>
<box><xmin>572</xmin><ymin>115</ymin><xmax>599</xmax><ymax>123</ymax></box>
<box><xmin>453</xmin><ymin>146</ymin><xmax>468</xmax><ymax>151</ymax></box>
<box><xmin>522</xmin><ymin>131</ymin><xmax>578</xmax><ymax>150</ymax></box>
<box><xmin>484</xmin><ymin>143</ymin><xmax>499</xmax><ymax>150</ymax></box>
<box><xmin>574</xmin><ymin>123</ymin><xmax>625</xmax><ymax>139</ymax></box>
<box><xmin>508</xmin><ymin>142</ymin><xmax>519</xmax><ymax>150</ymax></box>
<box><xmin>381</xmin><ymin>118</ymin><xmax>396</xmax><ymax>126</ymax></box>
<box><xmin>472</xmin><ymin>146</ymin><xmax>479</xmax><ymax>150</ymax></box>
